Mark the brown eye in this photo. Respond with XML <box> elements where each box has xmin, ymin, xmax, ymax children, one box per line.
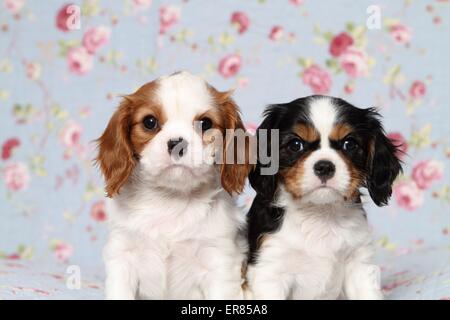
<box><xmin>342</xmin><ymin>137</ymin><xmax>358</xmax><ymax>151</ymax></box>
<box><xmin>288</xmin><ymin>138</ymin><xmax>304</xmax><ymax>152</ymax></box>
<box><xmin>143</xmin><ymin>115</ymin><xmax>158</xmax><ymax>130</ymax></box>
<box><xmin>199</xmin><ymin>118</ymin><xmax>213</xmax><ymax>131</ymax></box>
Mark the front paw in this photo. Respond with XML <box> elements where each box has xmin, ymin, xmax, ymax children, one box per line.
<box><xmin>366</xmin><ymin>265</ymin><xmax>383</xmax><ymax>300</ymax></box>
<box><xmin>346</xmin><ymin>265</ymin><xmax>384</xmax><ymax>300</ymax></box>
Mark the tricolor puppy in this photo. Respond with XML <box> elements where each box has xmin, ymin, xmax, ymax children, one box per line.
<box><xmin>96</xmin><ymin>71</ymin><xmax>249</xmax><ymax>299</ymax></box>
<box><xmin>245</xmin><ymin>95</ymin><xmax>402</xmax><ymax>300</ymax></box>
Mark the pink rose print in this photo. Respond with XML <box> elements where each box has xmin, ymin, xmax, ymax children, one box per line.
<box><xmin>2</xmin><ymin>137</ymin><xmax>20</xmax><ymax>160</ymax></box>
<box><xmin>159</xmin><ymin>4</ymin><xmax>181</xmax><ymax>35</ymax></box>
<box><xmin>290</xmin><ymin>0</ymin><xmax>304</xmax><ymax>5</ymax></box>
<box><xmin>79</xmin><ymin>106</ymin><xmax>91</xmax><ymax>117</ymax></box>
<box><xmin>339</xmin><ymin>47</ymin><xmax>369</xmax><ymax>78</ymax></box>
<box><xmin>329</xmin><ymin>32</ymin><xmax>354</xmax><ymax>57</ymax></box>
<box><xmin>82</xmin><ymin>26</ymin><xmax>111</xmax><ymax>54</ymax></box>
<box><xmin>302</xmin><ymin>64</ymin><xmax>332</xmax><ymax>94</ymax></box>
<box><xmin>393</xmin><ymin>180</ymin><xmax>424</xmax><ymax>211</ymax></box>
<box><xmin>409</xmin><ymin>80</ymin><xmax>426</xmax><ymax>99</ymax></box>
<box><xmin>4</xmin><ymin>0</ymin><xmax>24</xmax><ymax>14</ymax></box>
<box><xmin>238</xmin><ymin>77</ymin><xmax>249</xmax><ymax>88</ymax></box>
<box><xmin>7</xmin><ymin>253</ymin><xmax>20</xmax><ymax>260</ymax></box>
<box><xmin>53</xmin><ymin>242</ymin><xmax>73</xmax><ymax>263</ymax></box>
<box><xmin>390</xmin><ymin>23</ymin><xmax>412</xmax><ymax>44</ymax></box>
<box><xmin>64</xmin><ymin>143</ymin><xmax>87</xmax><ymax>160</ymax></box>
<box><xmin>245</xmin><ymin>123</ymin><xmax>258</xmax><ymax>135</ymax></box>
<box><xmin>344</xmin><ymin>83</ymin><xmax>354</xmax><ymax>94</ymax></box>
<box><xmin>218</xmin><ymin>54</ymin><xmax>242</xmax><ymax>78</ymax></box>
<box><xmin>25</xmin><ymin>61</ymin><xmax>41</xmax><ymax>80</ymax></box>
<box><xmin>90</xmin><ymin>200</ymin><xmax>107</xmax><ymax>222</ymax></box>
<box><xmin>387</xmin><ymin>132</ymin><xmax>408</xmax><ymax>160</ymax></box>
<box><xmin>67</xmin><ymin>47</ymin><xmax>93</xmax><ymax>75</ymax></box>
<box><xmin>3</xmin><ymin>162</ymin><xmax>30</xmax><ymax>192</ymax></box>
<box><xmin>56</xmin><ymin>3</ymin><xmax>78</xmax><ymax>32</ymax></box>
<box><xmin>231</xmin><ymin>11</ymin><xmax>250</xmax><ymax>34</ymax></box>
<box><xmin>412</xmin><ymin>160</ymin><xmax>444</xmax><ymax>189</ymax></box>
<box><xmin>60</xmin><ymin>121</ymin><xmax>83</xmax><ymax>148</ymax></box>
<box><xmin>269</xmin><ymin>26</ymin><xmax>284</xmax><ymax>41</ymax></box>
<box><xmin>133</xmin><ymin>0</ymin><xmax>152</xmax><ymax>10</ymax></box>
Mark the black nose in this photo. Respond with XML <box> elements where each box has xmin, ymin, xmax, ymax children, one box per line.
<box><xmin>167</xmin><ymin>137</ymin><xmax>188</xmax><ymax>158</ymax></box>
<box><xmin>313</xmin><ymin>160</ymin><xmax>335</xmax><ymax>182</ymax></box>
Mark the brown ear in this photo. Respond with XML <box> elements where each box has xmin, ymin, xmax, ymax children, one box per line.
<box><xmin>215</xmin><ymin>90</ymin><xmax>251</xmax><ymax>195</ymax></box>
<box><xmin>96</xmin><ymin>99</ymin><xmax>136</xmax><ymax>197</ymax></box>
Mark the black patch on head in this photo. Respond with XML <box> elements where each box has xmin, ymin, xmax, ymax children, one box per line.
<box><xmin>366</xmin><ymin>125</ymin><xmax>403</xmax><ymax>206</ymax></box>
<box><xmin>249</xmin><ymin>98</ymin><xmax>314</xmax><ymax>198</ymax></box>
<box><xmin>247</xmin><ymin>97</ymin><xmax>316</xmax><ymax>264</ymax></box>
<box><xmin>329</xmin><ymin>97</ymin><xmax>403</xmax><ymax>206</ymax></box>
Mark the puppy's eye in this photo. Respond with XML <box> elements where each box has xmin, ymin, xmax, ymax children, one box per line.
<box><xmin>342</xmin><ymin>138</ymin><xmax>358</xmax><ymax>151</ymax></box>
<box><xmin>288</xmin><ymin>138</ymin><xmax>304</xmax><ymax>152</ymax></box>
<box><xmin>143</xmin><ymin>115</ymin><xmax>158</xmax><ymax>130</ymax></box>
<box><xmin>199</xmin><ymin>118</ymin><xmax>213</xmax><ymax>131</ymax></box>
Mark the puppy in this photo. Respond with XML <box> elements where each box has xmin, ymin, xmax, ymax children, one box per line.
<box><xmin>245</xmin><ymin>95</ymin><xmax>402</xmax><ymax>300</ymax></box>
<box><xmin>96</xmin><ymin>71</ymin><xmax>249</xmax><ymax>299</ymax></box>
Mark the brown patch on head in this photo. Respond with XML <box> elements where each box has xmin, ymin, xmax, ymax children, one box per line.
<box><xmin>129</xmin><ymin>102</ymin><xmax>166</xmax><ymax>154</ymax></box>
<box><xmin>279</xmin><ymin>152</ymin><xmax>313</xmax><ymax>199</ymax></box>
<box><xmin>195</xmin><ymin>109</ymin><xmax>222</xmax><ymax>130</ymax></box>
<box><xmin>277</xmin><ymin>123</ymin><xmax>319</xmax><ymax>199</ymax></box>
<box><xmin>339</xmin><ymin>152</ymin><xmax>365</xmax><ymax>201</ymax></box>
<box><xmin>330</xmin><ymin>123</ymin><xmax>365</xmax><ymax>201</ymax></box>
<box><xmin>208</xmin><ymin>86</ymin><xmax>251</xmax><ymax>194</ymax></box>
<box><xmin>194</xmin><ymin>108</ymin><xmax>223</xmax><ymax>145</ymax></box>
<box><xmin>347</xmin><ymin>137</ymin><xmax>375</xmax><ymax>201</ymax></box>
<box><xmin>294</xmin><ymin>123</ymin><xmax>319</xmax><ymax>142</ymax></box>
<box><xmin>330</xmin><ymin>123</ymin><xmax>353</xmax><ymax>141</ymax></box>
<box><xmin>96</xmin><ymin>80</ymin><xmax>165</xmax><ymax>197</ymax></box>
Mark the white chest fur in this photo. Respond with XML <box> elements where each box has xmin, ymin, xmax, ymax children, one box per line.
<box><xmin>103</xmin><ymin>183</ymin><xmax>245</xmax><ymax>299</ymax></box>
<box><xmin>247</xmin><ymin>190</ymin><xmax>374</xmax><ymax>300</ymax></box>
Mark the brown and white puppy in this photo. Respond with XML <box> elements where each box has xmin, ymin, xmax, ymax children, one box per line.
<box><xmin>246</xmin><ymin>95</ymin><xmax>402</xmax><ymax>299</ymax></box>
<box><xmin>96</xmin><ymin>71</ymin><xmax>249</xmax><ymax>299</ymax></box>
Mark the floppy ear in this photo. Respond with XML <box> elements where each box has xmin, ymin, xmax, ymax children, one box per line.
<box><xmin>248</xmin><ymin>111</ymin><xmax>279</xmax><ymax>200</ymax></box>
<box><xmin>215</xmin><ymin>90</ymin><xmax>251</xmax><ymax>194</ymax></box>
<box><xmin>249</xmin><ymin>162</ymin><xmax>278</xmax><ymax>200</ymax></box>
<box><xmin>367</xmin><ymin>125</ymin><xmax>403</xmax><ymax>206</ymax></box>
<box><xmin>96</xmin><ymin>99</ymin><xmax>136</xmax><ymax>197</ymax></box>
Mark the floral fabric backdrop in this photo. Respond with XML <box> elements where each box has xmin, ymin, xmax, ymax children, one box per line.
<box><xmin>0</xmin><ymin>0</ymin><xmax>449</xmax><ymax>285</ymax></box>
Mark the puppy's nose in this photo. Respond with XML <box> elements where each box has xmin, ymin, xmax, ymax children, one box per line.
<box><xmin>167</xmin><ymin>137</ymin><xmax>188</xmax><ymax>158</ymax></box>
<box><xmin>314</xmin><ymin>160</ymin><xmax>335</xmax><ymax>182</ymax></box>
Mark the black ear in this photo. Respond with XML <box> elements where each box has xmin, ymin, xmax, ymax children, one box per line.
<box><xmin>367</xmin><ymin>128</ymin><xmax>403</xmax><ymax>206</ymax></box>
<box><xmin>249</xmin><ymin>105</ymin><xmax>282</xmax><ymax>200</ymax></box>
<box><xmin>249</xmin><ymin>163</ymin><xmax>278</xmax><ymax>200</ymax></box>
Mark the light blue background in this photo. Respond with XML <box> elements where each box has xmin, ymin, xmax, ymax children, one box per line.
<box><xmin>0</xmin><ymin>0</ymin><xmax>449</xmax><ymax>268</ymax></box>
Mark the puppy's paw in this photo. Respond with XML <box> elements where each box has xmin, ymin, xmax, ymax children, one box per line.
<box><xmin>346</xmin><ymin>264</ymin><xmax>384</xmax><ymax>300</ymax></box>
